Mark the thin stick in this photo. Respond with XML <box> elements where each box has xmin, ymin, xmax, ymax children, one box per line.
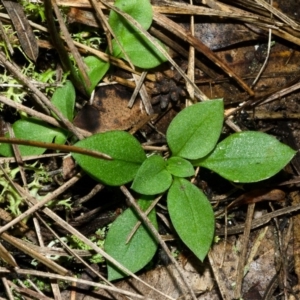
<box><xmin>0</xmin><ymin>267</ymin><xmax>152</xmax><ymax>299</ymax></box>
<box><xmin>186</xmin><ymin>0</ymin><xmax>195</xmax><ymax>104</ymax></box>
<box><xmin>1</xmin><ymin>277</ymin><xmax>14</xmax><ymax>300</ymax></box>
<box><xmin>0</xmin><ymin>19</ymin><xmax>13</xmax><ymax>55</ymax></box>
<box><xmin>126</xmin><ymin>194</ymin><xmax>163</xmax><ymax>244</ymax></box>
<box><xmin>128</xmin><ymin>72</ymin><xmax>146</xmax><ymax>107</ymax></box>
<box><xmin>254</xmin><ymin>0</ymin><xmax>300</xmax><ymax>31</ymax></box>
<box><xmin>234</xmin><ymin>203</ymin><xmax>256</xmax><ymax>299</ymax></box>
<box><xmin>0</xmin><ymin>137</ymin><xmax>111</xmax><ymax>160</ymax></box>
<box><xmin>1</xmin><ymin>231</ymin><xmax>70</xmax><ymax>276</ymax></box>
<box><xmin>251</xmin><ymin>28</ymin><xmax>272</xmax><ymax>87</ymax></box>
<box><xmin>0</xmin><ymin>153</ymin><xmax>65</xmax><ymax>164</ymax></box>
<box><xmin>89</xmin><ymin>0</ymin><xmax>112</xmax><ymax>54</ymax></box>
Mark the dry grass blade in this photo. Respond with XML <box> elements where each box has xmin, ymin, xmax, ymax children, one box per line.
<box><xmin>254</xmin><ymin>0</ymin><xmax>300</xmax><ymax>31</ymax></box>
<box><xmin>0</xmin><ymin>19</ymin><xmax>13</xmax><ymax>55</ymax></box>
<box><xmin>0</xmin><ymin>173</ymin><xmax>82</xmax><ymax>235</ymax></box>
<box><xmin>11</xmin><ymin>283</ymin><xmax>54</xmax><ymax>300</ymax></box>
<box><xmin>234</xmin><ymin>203</ymin><xmax>255</xmax><ymax>299</ymax></box>
<box><xmin>1</xmin><ymin>277</ymin><xmax>14</xmax><ymax>300</ymax></box>
<box><xmin>1</xmin><ymin>232</ymin><xmax>70</xmax><ymax>275</ymax></box>
<box><xmin>0</xmin><ymin>267</ymin><xmax>156</xmax><ymax>299</ymax></box>
<box><xmin>6</xmin><ymin>125</ymin><xmax>28</xmax><ymax>190</ymax></box>
<box><xmin>2</xmin><ymin>1</ymin><xmax>38</xmax><ymax>61</ymax></box>
<box><xmin>36</xmin><ymin>213</ymin><xmax>112</xmax><ymax>286</ymax></box>
<box><xmin>0</xmin><ymin>242</ymin><xmax>18</xmax><ymax>268</ymax></box>
<box><xmin>131</xmin><ymin>72</ymin><xmax>154</xmax><ymax>115</ymax></box>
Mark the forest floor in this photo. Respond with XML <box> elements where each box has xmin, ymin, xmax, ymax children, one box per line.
<box><xmin>1</xmin><ymin>0</ymin><xmax>300</xmax><ymax>299</ymax></box>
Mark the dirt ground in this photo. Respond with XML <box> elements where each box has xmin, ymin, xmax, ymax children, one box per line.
<box><xmin>1</xmin><ymin>0</ymin><xmax>300</xmax><ymax>299</ymax></box>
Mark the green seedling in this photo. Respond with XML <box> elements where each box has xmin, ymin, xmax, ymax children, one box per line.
<box><xmin>0</xmin><ymin>0</ymin><xmax>295</xmax><ymax>283</ymax></box>
<box><xmin>0</xmin><ymin>80</ymin><xmax>295</xmax><ymax>280</ymax></box>
<box><xmin>71</xmin><ymin>99</ymin><xmax>295</xmax><ymax>280</ymax></box>
<box><xmin>80</xmin><ymin>0</ymin><xmax>167</xmax><ymax>95</ymax></box>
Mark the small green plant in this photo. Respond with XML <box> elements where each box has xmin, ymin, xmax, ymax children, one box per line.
<box><xmin>70</xmin><ymin>99</ymin><xmax>295</xmax><ymax>280</ymax></box>
<box><xmin>79</xmin><ymin>0</ymin><xmax>167</xmax><ymax>95</ymax></box>
<box><xmin>0</xmin><ymin>91</ymin><xmax>295</xmax><ymax>280</ymax></box>
<box><xmin>0</xmin><ymin>0</ymin><xmax>295</xmax><ymax>283</ymax></box>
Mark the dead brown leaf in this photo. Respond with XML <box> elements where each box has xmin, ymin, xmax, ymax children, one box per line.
<box><xmin>2</xmin><ymin>1</ymin><xmax>39</xmax><ymax>61</ymax></box>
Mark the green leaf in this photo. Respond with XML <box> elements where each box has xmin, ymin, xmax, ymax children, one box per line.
<box><xmin>83</xmin><ymin>56</ymin><xmax>110</xmax><ymax>95</ymax></box>
<box><xmin>51</xmin><ymin>80</ymin><xmax>75</xmax><ymax>121</ymax></box>
<box><xmin>166</xmin><ymin>100</ymin><xmax>224</xmax><ymax>160</ymax></box>
<box><xmin>72</xmin><ymin>131</ymin><xmax>146</xmax><ymax>186</ymax></box>
<box><xmin>166</xmin><ymin>156</ymin><xmax>194</xmax><ymax>177</ymax></box>
<box><xmin>105</xmin><ymin>197</ymin><xmax>158</xmax><ymax>281</ymax></box>
<box><xmin>131</xmin><ymin>155</ymin><xmax>172</xmax><ymax>195</ymax></box>
<box><xmin>196</xmin><ymin>131</ymin><xmax>296</xmax><ymax>183</ymax></box>
<box><xmin>0</xmin><ymin>118</ymin><xmax>67</xmax><ymax>157</ymax></box>
<box><xmin>167</xmin><ymin>178</ymin><xmax>214</xmax><ymax>261</ymax></box>
<box><xmin>109</xmin><ymin>0</ymin><xmax>167</xmax><ymax>68</ymax></box>
<box><xmin>112</xmin><ymin>35</ymin><xmax>167</xmax><ymax>69</ymax></box>
<box><xmin>109</xmin><ymin>0</ymin><xmax>153</xmax><ymax>36</ymax></box>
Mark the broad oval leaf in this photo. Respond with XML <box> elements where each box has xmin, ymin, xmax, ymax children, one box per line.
<box><xmin>196</xmin><ymin>131</ymin><xmax>296</xmax><ymax>183</ymax></box>
<box><xmin>166</xmin><ymin>157</ymin><xmax>194</xmax><ymax>177</ymax></box>
<box><xmin>83</xmin><ymin>56</ymin><xmax>110</xmax><ymax>95</ymax></box>
<box><xmin>0</xmin><ymin>118</ymin><xmax>67</xmax><ymax>157</ymax></box>
<box><xmin>109</xmin><ymin>0</ymin><xmax>153</xmax><ymax>37</ymax></box>
<box><xmin>105</xmin><ymin>197</ymin><xmax>158</xmax><ymax>281</ymax></box>
<box><xmin>131</xmin><ymin>155</ymin><xmax>172</xmax><ymax>195</ymax></box>
<box><xmin>109</xmin><ymin>0</ymin><xmax>166</xmax><ymax>68</ymax></box>
<box><xmin>72</xmin><ymin>131</ymin><xmax>146</xmax><ymax>186</ymax></box>
<box><xmin>112</xmin><ymin>35</ymin><xmax>167</xmax><ymax>69</ymax></box>
<box><xmin>167</xmin><ymin>178</ymin><xmax>214</xmax><ymax>261</ymax></box>
<box><xmin>51</xmin><ymin>80</ymin><xmax>75</xmax><ymax>121</ymax></box>
<box><xmin>166</xmin><ymin>100</ymin><xmax>224</xmax><ymax>160</ymax></box>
